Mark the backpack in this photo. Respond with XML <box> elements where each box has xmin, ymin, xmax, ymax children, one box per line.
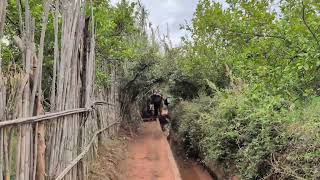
<box><xmin>153</xmin><ymin>95</ymin><xmax>162</xmax><ymax>104</ymax></box>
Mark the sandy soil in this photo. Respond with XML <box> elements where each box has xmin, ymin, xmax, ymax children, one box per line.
<box><xmin>124</xmin><ymin>121</ymin><xmax>180</xmax><ymax>180</ymax></box>
<box><xmin>88</xmin><ymin>138</ymin><xmax>127</xmax><ymax>180</ymax></box>
<box><xmin>89</xmin><ymin>121</ymin><xmax>214</xmax><ymax>180</ymax></box>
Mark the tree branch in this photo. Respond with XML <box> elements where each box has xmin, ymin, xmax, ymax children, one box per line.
<box><xmin>123</xmin><ymin>62</ymin><xmax>154</xmax><ymax>88</ymax></box>
<box><xmin>301</xmin><ymin>1</ymin><xmax>320</xmax><ymax>46</ymax></box>
<box><xmin>229</xmin><ymin>30</ymin><xmax>291</xmax><ymax>44</ymax></box>
<box><xmin>5</xmin><ymin>15</ymin><xmax>21</xmax><ymax>35</ymax></box>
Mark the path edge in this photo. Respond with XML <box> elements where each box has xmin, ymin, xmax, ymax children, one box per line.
<box><xmin>157</xmin><ymin>119</ymin><xmax>182</xmax><ymax>180</ymax></box>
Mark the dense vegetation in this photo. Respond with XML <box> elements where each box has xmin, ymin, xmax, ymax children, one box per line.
<box><xmin>1</xmin><ymin>1</ymin><xmax>165</xmax><ymax>179</ymax></box>
<box><xmin>1</xmin><ymin>0</ymin><xmax>319</xmax><ymax>179</ymax></box>
<box><xmin>1</xmin><ymin>0</ymin><xmax>163</xmax><ymax>107</ymax></box>
<box><xmin>168</xmin><ymin>0</ymin><xmax>320</xmax><ymax>179</ymax></box>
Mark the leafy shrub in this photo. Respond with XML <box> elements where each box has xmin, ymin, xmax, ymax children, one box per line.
<box><xmin>173</xmin><ymin>85</ymin><xmax>320</xmax><ymax>179</ymax></box>
<box><xmin>172</xmin><ymin>95</ymin><xmax>214</xmax><ymax>158</ymax></box>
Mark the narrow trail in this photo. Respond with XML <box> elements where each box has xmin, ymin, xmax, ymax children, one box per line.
<box><xmin>124</xmin><ymin>121</ymin><xmax>180</xmax><ymax>180</ymax></box>
<box><xmin>123</xmin><ymin>120</ymin><xmax>213</xmax><ymax>180</ymax></box>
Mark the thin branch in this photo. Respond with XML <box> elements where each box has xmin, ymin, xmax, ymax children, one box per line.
<box><xmin>301</xmin><ymin>1</ymin><xmax>320</xmax><ymax>46</ymax></box>
<box><xmin>229</xmin><ymin>30</ymin><xmax>291</xmax><ymax>44</ymax></box>
<box><xmin>123</xmin><ymin>62</ymin><xmax>154</xmax><ymax>88</ymax></box>
<box><xmin>4</xmin><ymin>15</ymin><xmax>21</xmax><ymax>35</ymax></box>
<box><xmin>50</xmin><ymin>0</ymin><xmax>59</xmax><ymax>111</ymax></box>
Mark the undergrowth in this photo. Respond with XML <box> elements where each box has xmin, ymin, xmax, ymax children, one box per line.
<box><xmin>172</xmin><ymin>85</ymin><xmax>320</xmax><ymax>179</ymax></box>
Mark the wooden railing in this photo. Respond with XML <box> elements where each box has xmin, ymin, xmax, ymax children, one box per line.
<box><xmin>0</xmin><ymin>101</ymin><xmax>115</xmax><ymax>128</ymax></box>
<box><xmin>55</xmin><ymin>120</ymin><xmax>120</xmax><ymax>180</ymax></box>
<box><xmin>0</xmin><ymin>100</ymin><xmax>122</xmax><ymax>180</ymax></box>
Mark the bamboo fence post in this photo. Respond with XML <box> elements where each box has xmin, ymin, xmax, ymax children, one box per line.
<box><xmin>50</xmin><ymin>0</ymin><xmax>59</xmax><ymax>112</ymax></box>
<box><xmin>0</xmin><ymin>76</ymin><xmax>5</xmax><ymax>180</ymax></box>
<box><xmin>36</xmin><ymin>101</ymin><xmax>46</xmax><ymax>180</ymax></box>
<box><xmin>30</xmin><ymin>0</ymin><xmax>50</xmax><ymax>115</ymax></box>
<box><xmin>0</xmin><ymin>75</ymin><xmax>5</xmax><ymax>180</ymax></box>
<box><xmin>20</xmin><ymin>0</ymin><xmax>33</xmax><ymax>179</ymax></box>
<box><xmin>0</xmin><ymin>0</ymin><xmax>7</xmax><ymax>75</ymax></box>
<box><xmin>0</xmin><ymin>130</ymin><xmax>3</xmax><ymax>180</ymax></box>
<box><xmin>55</xmin><ymin>122</ymin><xmax>120</xmax><ymax>180</ymax></box>
<box><xmin>0</xmin><ymin>0</ymin><xmax>127</xmax><ymax>179</ymax></box>
<box><xmin>0</xmin><ymin>0</ymin><xmax>7</xmax><ymax>38</ymax></box>
<box><xmin>3</xmin><ymin>128</ymin><xmax>9</xmax><ymax>180</ymax></box>
<box><xmin>47</xmin><ymin>0</ymin><xmax>60</xmax><ymax>176</ymax></box>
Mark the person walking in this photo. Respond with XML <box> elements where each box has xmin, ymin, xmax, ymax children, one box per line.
<box><xmin>150</xmin><ymin>90</ymin><xmax>163</xmax><ymax>119</ymax></box>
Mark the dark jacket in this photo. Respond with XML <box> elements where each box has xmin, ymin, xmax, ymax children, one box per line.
<box><xmin>151</xmin><ymin>94</ymin><xmax>162</xmax><ymax>105</ymax></box>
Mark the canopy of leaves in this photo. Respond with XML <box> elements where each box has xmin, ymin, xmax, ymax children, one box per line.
<box><xmin>167</xmin><ymin>0</ymin><xmax>320</xmax><ymax>179</ymax></box>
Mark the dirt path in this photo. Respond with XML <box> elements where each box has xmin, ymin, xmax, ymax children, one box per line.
<box><xmin>124</xmin><ymin>121</ymin><xmax>181</xmax><ymax>180</ymax></box>
<box><xmin>89</xmin><ymin>121</ymin><xmax>214</xmax><ymax>180</ymax></box>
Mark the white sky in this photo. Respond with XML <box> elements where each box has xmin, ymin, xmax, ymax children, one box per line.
<box><xmin>109</xmin><ymin>0</ymin><xmax>232</xmax><ymax>46</ymax></box>
<box><xmin>109</xmin><ymin>0</ymin><xmax>281</xmax><ymax>46</ymax></box>
<box><xmin>110</xmin><ymin>0</ymin><xmax>199</xmax><ymax>46</ymax></box>
<box><xmin>142</xmin><ymin>0</ymin><xmax>199</xmax><ymax>46</ymax></box>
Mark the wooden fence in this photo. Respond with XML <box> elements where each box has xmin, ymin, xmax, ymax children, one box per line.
<box><xmin>0</xmin><ymin>0</ymin><xmax>124</xmax><ymax>179</ymax></box>
<box><xmin>0</xmin><ymin>92</ymin><xmax>121</xmax><ymax>180</ymax></box>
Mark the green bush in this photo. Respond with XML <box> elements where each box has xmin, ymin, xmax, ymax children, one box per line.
<box><xmin>173</xmin><ymin>85</ymin><xmax>320</xmax><ymax>179</ymax></box>
<box><xmin>172</xmin><ymin>95</ymin><xmax>214</xmax><ymax>158</ymax></box>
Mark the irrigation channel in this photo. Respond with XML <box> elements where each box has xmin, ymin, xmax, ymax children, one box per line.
<box><xmin>175</xmin><ymin>158</ymin><xmax>213</xmax><ymax>180</ymax></box>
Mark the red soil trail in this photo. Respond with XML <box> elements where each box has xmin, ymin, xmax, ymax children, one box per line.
<box><xmin>124</xmin><ymin>121</ymin><xmax>181</xmax><ymax>180</ymax></box>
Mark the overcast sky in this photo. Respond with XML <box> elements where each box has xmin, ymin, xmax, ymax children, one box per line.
<box><xmin>109</xmin><ymin>0</ymin><xmax>281</xmax><ymax>46</ymax></box>
<box><xmin>110</xmin><ymin>0</ymin><xmax>199</xmax><ymax>46</ymax></box>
